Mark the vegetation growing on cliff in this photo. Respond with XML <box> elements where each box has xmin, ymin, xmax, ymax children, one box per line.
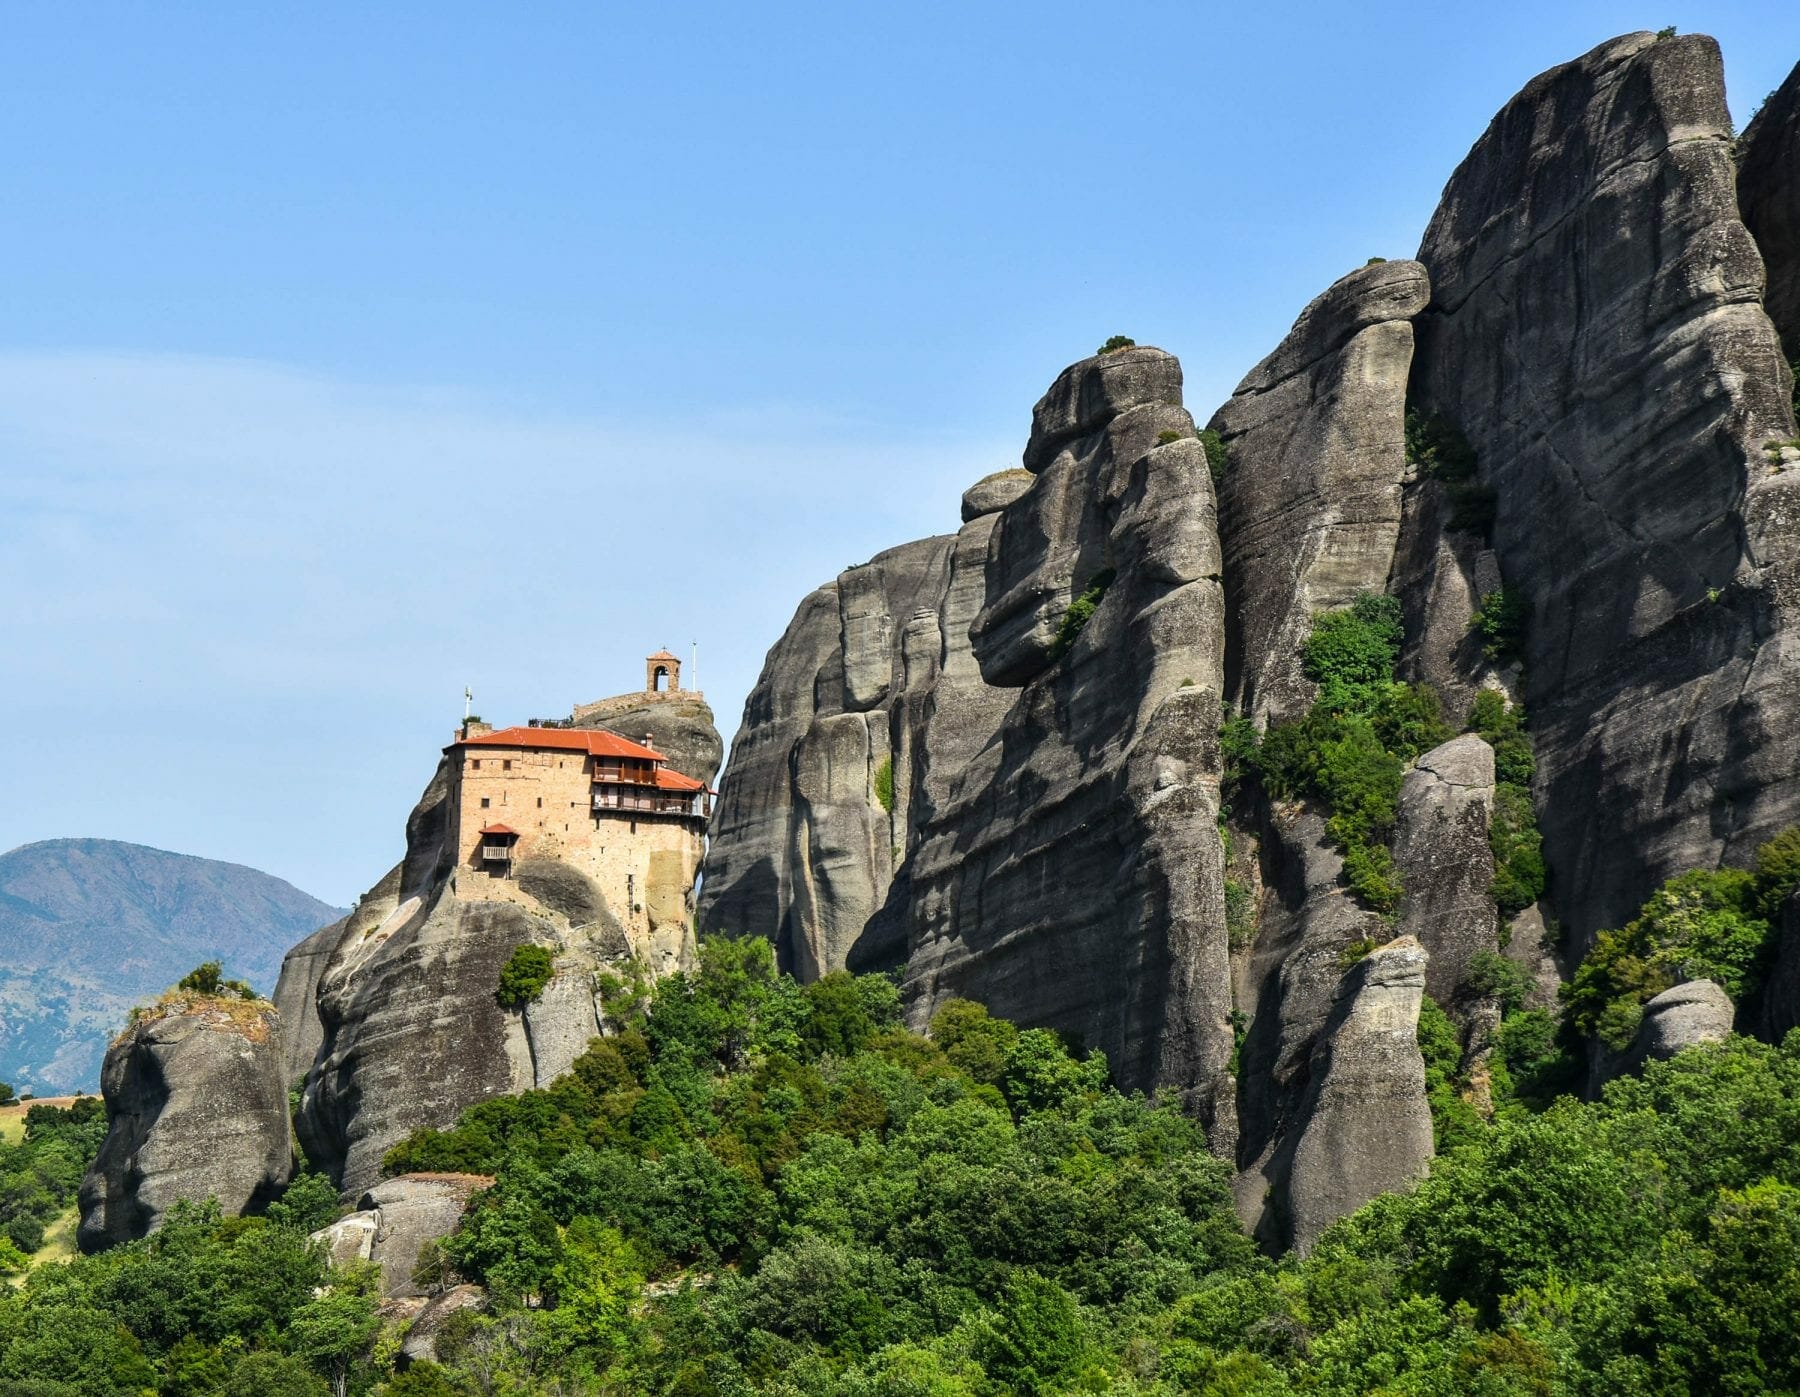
<box><xmin>497</xmin><ymin>945</ymin><xmax>557</xmax><ymax>1010</ymax></box>
<box><xmin>1248</xmin><ymin>594</ymin><xmax>1453</xmax><ymax>912</ymax></box>
<box><xmin>1564</xmin><ymin>833</ymin><xmax>1800</xmax><ymax>1051</ymax></box>
<box><xmin>1046</xmin><ymin>568</ymin><xmax>1115</xmax><ymax>662</ymax></box>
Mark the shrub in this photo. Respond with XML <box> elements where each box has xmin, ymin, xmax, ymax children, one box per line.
<box><xmin>1225</xmin><ymin>879</ymin><xmax>1257</xmax><ymax>948</ymax></box>
<box><xmin>1303</xmin><ymin>594</ymin><xmax>1404</xmax><ymax>709</ymax></box>
<box><xmin>1564</xmin><ymin>866</ymin><xmax>1774</xmax><ymax>1049</ymax></box>
<box><xmin>1156</xmin><ymin>428</ymin><xmax>1183</xmax><ymax>445</ymax></box>
<box><xmin>1418</xmin><ymin>995</ymin><xmax>1482</xmax><ymax>1149</ymax></box>
<box><xmin>176</xmin><ymin>961</ymin><xmax>257</xmax><ymax>1000</ymax></box>
<box><xmin>1369</xmin><ymin>682</ymin><xmax>1455</xmax><ymax>763</ymax></box>
<box><xmin>1343</xmin><ymin>842</ymin><xmax>1403</xmax><ymax>913</ymax></box>
<box><xmin>1755</xmin><ymin>826</ymin><xmax>1800</xmax><ymax>918</ymax></box>
<box><xmin>497</xmin><ymin>943</ymin><xmax>556</xmax><ymax>1009</ymax></box>
<box><xmin>1198</xmin><ymin>427</ymin><xmax>1228</xmax><ymax>486</ymax></box>
<box><xmin>1097</xmin><ymin>335</ymin><xmax>1136</xmax><ymax>354</ymax></box>
<box><xmin>1047</xmin><ymin>568</ymin><xmax>1115</xmax><ymax>661</ymax></box>
<box><xmin>1489</xmin><ymin>784</ymin><xmax>1547</xmax><ymax>916</ymax></box>
<box><xmin>1404</xmin><ymin>407</ymin><xmax>1478</xmax><ymax>483</ymax></box>
<box><xmin>1466</xmin><ymin>691</ymin><xmax>1536</xmax><ymax>786</ymax></box>
<box><xmin>1471</xmin><ymin>590</ymin><xmax>1528</xmax><ymax>662</ymax></box>
<box><xmin>1219</xmin><ymin>712</ymin><xmax>1261</xmax><ymax>812</ymax></box>
<box><xmin>871</xmin><ymin>755</ymin><xmax>894</xmax><ymax>814</ymax></box>
<box><xmin>1463</xmin><ymin>951</ymin><xmax>1532</xmax><ymax>1012</ymax></box>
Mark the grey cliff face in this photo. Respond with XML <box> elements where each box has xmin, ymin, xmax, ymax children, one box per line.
<box><xmin>1413</xmin><ymin>31</ymin><xmax>1800</xmax><ymax>943</ymax></box>
<box><xmin>904</xmin><ymin>350</ymin><xmax>1236</xmax><ymax>1130</ymax></box>
<box><xmin>1209</xmin><ymin>260</ymin><xmax>1429</xmax><ymax>725</ymax></box>
<box><xmin>1393</xmin><ymin>735</ymin><xmax>1497</xmax><ymax>1005</ymax></box>
<box><xmin>1230</xmin><ymin>809</ymin><xmax>1392</xmax><ymax>1241</ymax></box>
<box><xmin>1739</xmin><ymin>60</ymin><xmax>1800</xmax><ymax>359</ymax></box>
<box><xmin>1284</xmin><ymin>937</ymin><xmax>1434</xmax><ymax>1254</ymax></box>
<box><xmin>78</xmin><ymin>999</ymin><xmax>291</xmax><ymax>1251</ymax></box>
<box><xmin>697</xmin><ymin>521</ymin><xmax>1017</xmax><ymax>979</ymax></box>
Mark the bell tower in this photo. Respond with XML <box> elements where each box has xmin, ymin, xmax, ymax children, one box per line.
<box><xmin>646</xmin><ymin>649</ymin><xmax>682</xmax><ymax>694</ymax></box>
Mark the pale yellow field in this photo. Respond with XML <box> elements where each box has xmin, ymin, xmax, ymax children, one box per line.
<box><xmin>0</xmin><ymin>1096</ymin><xmax>79</xmax><ymax>1145</ymax></box>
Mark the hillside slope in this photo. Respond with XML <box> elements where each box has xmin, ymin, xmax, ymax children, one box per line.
<box><xmin>0</xmin><ymin>839</ymin><xmax>343</xmax><ymax>1093</ymax></box>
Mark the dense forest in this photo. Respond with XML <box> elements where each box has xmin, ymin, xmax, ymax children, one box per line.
<box><xmin>8</xmin><ymin>925</ymin><xmax>1800</xmax><ymax>1395</ymax></box>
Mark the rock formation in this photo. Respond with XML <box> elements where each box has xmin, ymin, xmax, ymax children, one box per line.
<box><xmin>78</xmin><ymin>995</ymin><xmax>291</xmax><ymax>1251</ymax></box>
<box><xmin>1392</xmin><ymin>734</ymin><xmax>1497</xmax><ymax>1004</ymax></box>
<box><xmin>1208</xmin><ymin>260</ymin><xmax>1428</xmax><ymax>725</ymax></box>
<box><xmin>1412</xmin><ymin>31</ymin><xmax>1800</xmax><ymax>942</ymax></box>
<box><xmin>898</xmin><ymin>349</ymin><xmax>1236</xmax><ymax>1131</ymax></box>
<box><xmin>1614</xmin><ymin>979</ymin><xmax>1736</xmax><ymax>1078</ymax></box>
<box><xmin>313</xmin><ymin>1173</ymin><xmax>491</xmax><ymax>1297</ymax></box>
<box><xmin>1740</xmin><ymin>60</ymin><xmax>1800</xmax><ymax>358</ymax></box>
<box><xmin>1283</xmin><ymin>937</ymin><xmax>1433</xmax><ymax>1254</ymax></box>
<box><xmin>697</xmin><ymin>510</ymin><xmax>1020</xmax><ymax>979</ymax></box>
<box><xmin>260</xmin><ymin>29</ymin><xmax>1800</xmax><ymax>1255</ymax></box>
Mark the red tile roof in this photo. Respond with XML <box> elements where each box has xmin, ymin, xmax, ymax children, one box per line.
<box><xmin>653</xmin><ymin>768</ymin><xmax>705</xmax><ymax>792</ymax></box>
<box><xmin>452</xmin><ymin>726</ymin><xmax>663</xmax><ymax>761</ymax></box>
<box><xmin>478</xmin><ymin>823</ymin><xmax>519</xmax><ymax>837</ymax></box>
<box><xmin>648</xmin><ymin>649</ymin><xmax>681</xmax><ymax>661</ymax></box>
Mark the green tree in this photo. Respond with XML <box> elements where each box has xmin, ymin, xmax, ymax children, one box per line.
<box><xmin>976</xmin><ymin>1271</ymin><xmax>1089</xmax><ymax>1395</ymax></box>
<box><xmin>495</xmin><ymin>943</ymin><xmax>556</xmax><ymax>1009</ymax></box>
<box><xmin>288</xmin><ymin>1284</ymin><xmax>381</xmax><ymax>1397</ymax></box>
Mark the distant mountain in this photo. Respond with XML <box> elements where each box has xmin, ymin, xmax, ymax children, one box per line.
<box><xmin>0</xmin><ymin>839</ymin><xmax>345</xmax><ymax>1093</ymax></box>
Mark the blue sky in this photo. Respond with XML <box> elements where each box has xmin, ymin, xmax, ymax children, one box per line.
<box><xmin>3</xmin><ymin>3</ymin><xmax>1796</xmax><ymax>908</ymax></box>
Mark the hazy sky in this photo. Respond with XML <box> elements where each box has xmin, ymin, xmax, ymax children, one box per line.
<box><xmin>4</xmin><ymin>3</ymin><xmax>1797</xmax><ymax>907</ymax></box>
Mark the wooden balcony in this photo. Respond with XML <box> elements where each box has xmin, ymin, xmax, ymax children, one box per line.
<box><xmin>479</xmin><ymin>844</ymin><xmax>514</xmax><ymax>863</ymax></box>
<box><xmin>592</xmin><ymin>789</ymin><xmax>708</xmax><ymax>818</ymax></box>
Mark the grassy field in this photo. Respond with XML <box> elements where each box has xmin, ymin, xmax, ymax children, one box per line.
<box><xmin>0</xmin><ymin>1096</ymin><xmax>79</xmax><ymax>1146</ymax></box>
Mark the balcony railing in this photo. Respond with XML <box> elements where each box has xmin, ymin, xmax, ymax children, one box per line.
<box><xmin>480</xmin><ymin>845</ymin><xmax>514</xmax><ymax>862</ymax></box>
<box><xmin>593</xmin><ymin>791</ymin><xmax>708</xmax><ymax>817</ymax></box>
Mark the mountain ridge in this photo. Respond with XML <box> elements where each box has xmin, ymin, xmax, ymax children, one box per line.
<box><xmin>0</xmin><ymin>837</ymin><xmax>345</xmax><ymax>1093</ymax></box>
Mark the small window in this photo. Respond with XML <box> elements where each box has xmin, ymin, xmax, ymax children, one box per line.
<box><xmin>472</xmin><ymin>759</ymin><xmax>481</xmax><ymax>769</ymax></box>
<box><xmin>480</xmin><ymin>797</ymin><xmax>490</xmax><ymax>809</ymax></box>
<box><xmin>503</xmin><ymin>759</ymin><xmax>512</xmax><ymax>771</ymax></box>
<box><xmin>536</xmin><ymin>797</ymin><xmax>542</xmax><ymax>808</ymax></box>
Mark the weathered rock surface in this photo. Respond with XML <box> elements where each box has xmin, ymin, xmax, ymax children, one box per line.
<box><xmin>1209</xmin><ymin>261</ymin><xmax>1428</xmax><ymax>725</ymax></box>
<box><xmin>1617</xmin><ymin>979</ymin><xmax>1736</xmax><ymax>1076</ymax></box>
<box><xmin>1231</xmin><ymin>809</ymin><xmax>1390</xmax><ymax>1239</ymax></box>
<box><xmin>697</xmin><ymin>514</ymin><xmax>1018</xmax><ymax>978</ymax></box>
<box><xmin>1413</xmin><ymin>31</ymin><xmax>1800</xmax><ymax>943</ymax></box>
<box><xmin>1393</xmin><ymin>735</ymin><xmax>1497</xmax><ymax>1003</ymax></box>
<box><xmin>78</xmin><ymin>998</ymin><xmax>291</xmax><ymax>1251</ymax></box>
<box><xmin>1285</xmin><ymin>937</ymin><xmax>1433</xmax><ymax>1254</ymax></box>
<box><xmin>313</xmin><ymin>1173</ymin><xmax>491</xmax><ymax>1297</ymax></box>
<box><xmin>962</xmin><ymin>469</ymin><xmax>1033</xmax><ymax>522</ymax></box>
<box><xmin>1740</xmin><ymin>60</ymin><xmax>1800</xmax><ymax>358</ymax></box>
<box><xmin>903</xmin><ymin>349</ymin><xmax>1236</xmax><ymax>1129</ymax></box>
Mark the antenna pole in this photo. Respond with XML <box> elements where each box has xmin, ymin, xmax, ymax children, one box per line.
<box><xmin>464</xmin><ymin>685</ymin><xmax>472</xmax><ymax>721</ymax></box>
